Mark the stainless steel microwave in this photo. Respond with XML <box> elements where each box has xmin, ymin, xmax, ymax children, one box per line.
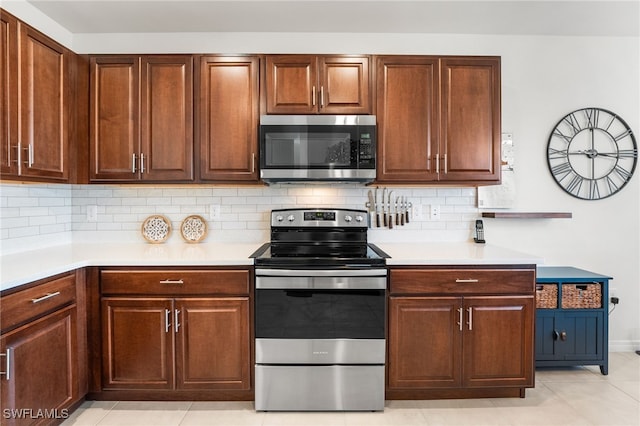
<box><xmin>259</xmin><ymin>115</ymin><xmax>376</xmax><ymax>184</ymax></box>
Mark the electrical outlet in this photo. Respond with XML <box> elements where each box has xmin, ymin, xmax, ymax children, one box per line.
<box><xmin>610</xmin><ymin>288</ymin><xmax>618</xmax><ymax>298</ymax></box>
<box><xmin>87</xmin><ymin>205</ymin><xmax>98</xmax><ymax>222</ymax></box>
<box><xmin>430</xmin><ymin>205</ymin><xmax>440</xmax><ymax>220</ymax></box>
<box><xmin>209</xmin><ymin>204</ymin><xmax>221</xmax><ymax>220</ymax></box>
<box><xmin>412</xmin><ymin>204</ymin><xmax>423</xmax><ymax>220</ymax></box>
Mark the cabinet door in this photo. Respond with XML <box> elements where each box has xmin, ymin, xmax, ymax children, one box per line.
<box><xmin>319</xmin><ymin>56</ymin><xmax>370</xmax><ymax>114</ymax></box>
<box><xmin>265</xmin><ymin>55</ymin><xmax>317</xmax><ymax>114</ymax></box>
<box><xmin>90</xmin><ymin>56</ymin><xmax>140</xmax><ymax>181</ymax></box>
<box><xmin>18</xmin><ymin>23</ymin><xmax>69</xmax><ymax>181</ymax></box>
<box><xmin>556</xmin><ymin>311</ymin><xmax>605</xmax><ymax>361</ymax></box>
<box><xmin>0</xmin><ymin>11</ymin><xmax>18</xmax><ymax>177</ymax></box>
<box><xmin>376</xmin><ymin>56</ymin><xmax>439</xmax><ymax>182</ymax></box>
<box><xmin>440</xmin><ymin>57</ymin><xmax>501</xmax><ymax>182</ymax></box>
<box><xmin>175</xmin><ymin>298</ymin><xmax>250</xmax><ymax>390</ymax></box>
<box><xmin>0</xmin><ymin>306</ymin><xmax>78</xmax><ymax>426</ymax></box>
<box><xmin>199</xmin><ymin>56</ymin><xmax>259</xmax><ymax>181</ymax></box>
<box><xmin>101</xmin><ymin>298</ymin><xmax>174</xmax><ymax>390</ymax></box>
<box><xmin>388</xmin><ymin>296</ymin><xmax>462</xmax><ymax>389</ymax></box>
<box><xmin>463</xmin><ymin>296</ymin><xmax>534</xmax><ymax>388</ymax></box>
<box><xmin>140</xmin><ymin>56</ymin><xmax>193</xmax><ymax>181</ymax></box>
<box><xmin>535</xmin><ymin>310</ymin><xmax>557</xmax><ymax>360</ymax></box>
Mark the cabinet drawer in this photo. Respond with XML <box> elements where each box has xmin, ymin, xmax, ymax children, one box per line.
<box><xmin>1</xmin><ymin>273</ymin><xmax>76</xmax><ymax>332</ymax></box>
<box><xmin>100</xmin><ymin>269</ymin><xmax>250</xmax><ymax>296</ymax></box>
<box><xmin>390</xmin><ymin>268</ymin><xmax>535</xmax><ymax>295</ymax></box>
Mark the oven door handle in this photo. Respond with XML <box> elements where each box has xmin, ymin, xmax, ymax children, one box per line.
<box><xmin>255</xmin><ymin>268</ymin><xmax>387</xmax><ymax>277</ymax></box>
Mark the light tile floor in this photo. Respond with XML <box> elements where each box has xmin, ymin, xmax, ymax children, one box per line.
<box><xmin>62</xmin><ymin>352</ymin><xmax>639</xmax><ymax>426</ymax></box>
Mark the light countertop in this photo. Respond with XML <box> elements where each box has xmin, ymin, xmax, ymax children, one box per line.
<box><xmin>380</xmin><ymin>242</ymin><xmax>543</xmax><ymax>266</ymax></box>
<box><xmin>1</xmin><ymin>241</ymin><xmax>543</xmax><ymax>292</ymax></box>
<box><xmin>0</xmin><ymin>242</ymin><xmax>258</xmax><ymax>292</ymax></box>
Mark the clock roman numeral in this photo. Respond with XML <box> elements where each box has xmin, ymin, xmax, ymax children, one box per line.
<box><xmin>585</xmin><ymin>108</ymin><xmax>600</xmax><ymax>128</ymax></box>
<box><xmin>552</xmin><ymin>129</ymin><xmax>573</xmax><ymax>143</ymax></box>
<box><xmin>566</xmin><ymin>174</ymin><xmax>584</xmax><ymax>194</ymax></box>
<box><xmin>603</xmin><ymin>175</ymin><xmax>620</xmax><ymax>194</ymax></box>
<box><xmin>614</xmin><ymin>128</ymin><xmax>634</xmax><ymax>142</ymax></box>
<box><xmin>588</xmin><ymin>180</ymin><xmax>600</xmax><ymax>200</ymax></box>
<box><xmin>551</xmin><ymin>161</ymin><xmax>572</xmax><ymax>179</ymax></box>
<box><xmin>613</xmin><ymin>164</ymin><xmax>633</xmax><ymax>182</ymax></box>
<box><xmin>548</xmin><ymin>148</ymin><xmax>568</xmax><ymax>159</ymax></box>
<box><xmin>618</xmin><ymin>149</ymin><xmax>638</xmax><ymax>158</ymax></box>
<box><xmin>563</xmin><ymin>112</ymin><xmax>583</xmax><ymax>134</ymax></box>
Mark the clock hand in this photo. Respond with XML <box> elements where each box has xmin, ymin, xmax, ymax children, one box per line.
<box><xmin>568</xmin><ymin>149</ymin><xmax>625</xmax><ymax>159</ymax></box>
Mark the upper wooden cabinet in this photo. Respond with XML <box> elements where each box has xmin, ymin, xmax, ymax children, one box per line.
<box><xmin>376</xmin><ymin>56</ymin><xmax>501</xmax><ymax>184</ymax></box>
<box><xmin>90</xmin><ymin>55</ymin><xmax>194</xmax><ymax>182</ymax></box>
<box><xmin>0</xmin><ymin>11</ymin><xmax>18</xmax><ymax>177</ymax></box>
<box><xmin>198</xmin><ymin>56</ymin><xmax>259</xmax><ymax>182</ymax></box>
<box><xmin>1</xmin><ymin>11</ymin><xmax>71</xmax><ymax>182</ymax></box>
<box><xmin>265</xmin><ymin>55</ymin><xmax>371</xmax><ymax>114</ymax></box>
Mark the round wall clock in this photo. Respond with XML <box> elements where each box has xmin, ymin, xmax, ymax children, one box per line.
<box><xmin>547</xmin><ymin>107</ymin><xmax>638</xmax><ymax>200</ymax></box>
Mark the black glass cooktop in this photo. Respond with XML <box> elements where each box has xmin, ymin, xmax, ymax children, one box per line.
<box><xmin>250</xmin><ymin>242</ymin><xmax>388</xmax><ymax>267</ymax></box>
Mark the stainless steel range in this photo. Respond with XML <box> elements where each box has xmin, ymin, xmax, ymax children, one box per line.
<box><xmin>250</xmin><ymin>208</ymin><xmax>388</xmax><ymax>411</ymax></box>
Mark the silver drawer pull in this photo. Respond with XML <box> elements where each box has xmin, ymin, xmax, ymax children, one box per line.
<box><xmin>455</xmin><ymin>278</ymin><xmax>479</xmax><ymax>283</ymax></box>
<box><xmin>160</xmin><ymin>279</ymin><xmax>184</xmax><ymax>285</ymax></box>
<box><xmin>0</xmin><ymin>349</ymin><xmax>11</xmax><ymax>380</ymax></box>
<box><xmin>31</xmin><ymin>291</ymin><xmax>61</xmax><ymax>304</ymax></box>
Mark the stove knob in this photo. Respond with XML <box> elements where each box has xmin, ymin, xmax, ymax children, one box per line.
<box><xmin>287</xmin><ymin>215</ymin><xmax>296</xmax><ymax>222</ymax></box>
<box><xmin>355</xmin><ymin>215</ymin><xmax>364</xmax><ymax>222</ymax></box>
<box><xmin>276</xmin><ymin>215</ymin><xmax>284</xmax><ymax>222</ymax></box>
<box><xmin>344</xmin><ymin>215</ymin><xmax>353</xmax><ymax>222</ymax></box>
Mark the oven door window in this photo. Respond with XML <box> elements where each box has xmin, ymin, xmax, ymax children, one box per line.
<box><xmin>262</xmin><ymin>129</ymin><xmax>355</xmax><ymax>169</ymax></box>
<box><xmin>255</xmin><ymin>289</ymin><xmax>385</xmax><ymax>339</ymax></box>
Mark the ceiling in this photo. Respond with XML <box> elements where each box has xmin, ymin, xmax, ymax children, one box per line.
<box><xmin>22</xmin><ymin>0</ymin><xmax>640</xmax><ymax>37</ymax></box>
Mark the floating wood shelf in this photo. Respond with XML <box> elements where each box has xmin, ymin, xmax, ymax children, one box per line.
<box><xmin>481</xmin><ymin>212</ymin><xmax>572</xmax><ymax>219</ymax></box>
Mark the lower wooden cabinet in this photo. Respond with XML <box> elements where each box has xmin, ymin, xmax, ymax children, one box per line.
<box><xmin>101</xmin><ymin>297</ymin><xmax>250</xmax><ymax>391</ymax></box>
<box><xmin>91</xmin><ymin>267</ymin><xmax>253</xmax><ymax>400</ymax></box>
<box><xmin>387</xmin><ymin>266</ymin><xmax>535</xmax><ymax>399</ymax></box>
<box><xmin>0</xmin><ymin>271</ymin><xmax>86</xmax><ymax>426</ymax></box>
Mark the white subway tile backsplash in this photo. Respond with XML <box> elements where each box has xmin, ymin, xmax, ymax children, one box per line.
<box><xmin>1</xmin><ymin>182</ymin><xmax>481</xmax><ymax>253</ymax></box>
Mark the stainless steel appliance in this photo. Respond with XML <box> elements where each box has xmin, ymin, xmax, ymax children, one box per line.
<box><xmin>251</xmin><ymin>208</ymin><xmax>388</xmax><ymax>411</ymax></box>
<box><xmin>259</xmin><ymin>115</ymin><xmax>376</xmax><ymax>183</ymax></box>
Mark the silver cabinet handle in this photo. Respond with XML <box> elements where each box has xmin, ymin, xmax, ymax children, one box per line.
<box><xmin>31</xmin><ymin>291</ymin><xmax>61</xmax><ymax>304</ymax></box>
<box><xmin>15</xmin><ymin>143</ymin><xmax>21</xmax><ymax>166</ymax></box>
<box><xmin>132</xmin><ymin>153</ymin><xmax>137</xmax><ymax>173</ymax></box>
<box><xmin>443</xmin><ymin>153</ymin><xmax>447</xmax><ymax>174</ymax></box>
<box><xmin>457</xmin><ymin>307</ymin><xmax>463</xmax><ymax>331</ymax></box>
<box><xmin>140</xmin><ymin>153</ymin><xmax>145</xmax><ymax>174</ymax></box>
<box><xmin>312</xmin><ymin>86</ymin><xmax>316</xmax><ymax>106</ymax></box>
<box><xmin>252</xmin><ymin>153</ymin><xmax>256</xmax><ymax>173</ymax></box>
<box><xmin>175</xmin><ymin>309</ymin><xmax>181</xmax><ymax>333</ymax></box>
<box><xmin>436</xmin><ymin>155</ymin><xmax>440</xmax><ymax>174</ymax></box>
<box><xmin>21</xmin><ymin>144</ymin><xmax>33</xmax><ymax>167</ymax></box>
<box><xmin>159</xmin><ymin>279</ymin><xmax>184</xmax><ymax>285</ymax></box>
<box><xmin>320</xmin><ymin>86</ymin><xmax>324</xmax><ymax>108</ymax></box>
<box><xmin>467</xmin><ymin>307</ymin><xmax>473</xmax><ymax>331</ymax></box>
<box><xmin>27</xmin><ymin>143</ymin><xmax>34</xmax><ymax>167</ymax></box>
<box><xmin>456</xmin><ymin>278</ymin><xmax>479</xmax><ymax>283</ymax></box>
<box><xmin>0</xmin><ymin>349</ymin><xmax>11</xmax><ymax>380</ymax></box>
<box><xmin>165</xmin><ymin>308</ymin><xmax>171</xmax><ymax>333</ymax></box>
<box><xmin>11</xmin><ymin>144</ymin><xmax>18</xmax><ymax>164</ymax></box>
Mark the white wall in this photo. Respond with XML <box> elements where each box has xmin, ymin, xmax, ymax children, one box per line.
<box><xmin>2</xmin><ymin>2</ymin><xmax>638</xmax><ymax>351</ymax></box>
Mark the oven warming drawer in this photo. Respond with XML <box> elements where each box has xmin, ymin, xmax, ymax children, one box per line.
<box><xmin>255</xmin><ymin>364</ymin><xmax>384</xmax><ymax>411</ymax></box>
<box><xmin>256</xmin><ymin>338</ymin><xmax>385</xmax><ymax>364</ymax></box>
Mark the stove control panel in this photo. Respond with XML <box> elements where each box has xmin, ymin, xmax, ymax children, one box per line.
<box><xmin>271</xmin><ymin>208</ymin><xmax>369</xmax><ymax>228</ymax></box>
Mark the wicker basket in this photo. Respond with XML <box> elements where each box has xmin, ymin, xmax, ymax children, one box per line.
<box><xmin>536</xmin><ymin>284</ymin><xmax>558</xmax><ymax>309</ymax></box>
<box><xmin>561</xmin><ymin>283</ymin><xmax>602</xmax><ymax>309</ymax></box>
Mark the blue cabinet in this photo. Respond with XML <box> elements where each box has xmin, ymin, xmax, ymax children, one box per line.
<box><xmin>535</xmin><ymin>266</ymin><xmax>611</xmax><ymax>375</ymax></box>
